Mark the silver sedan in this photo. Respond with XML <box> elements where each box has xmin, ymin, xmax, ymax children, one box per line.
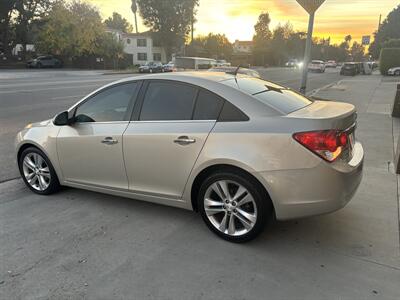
<box><xmin>15</xmin><ymin>72</ymin><xmax>364</xmax><ymax>242</ymax></box>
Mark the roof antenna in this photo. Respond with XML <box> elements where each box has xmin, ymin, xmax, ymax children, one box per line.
<box><xmin>233</xmin><ymin>65</ymin><xmax>241</xmax><ymax>76</ymax></box>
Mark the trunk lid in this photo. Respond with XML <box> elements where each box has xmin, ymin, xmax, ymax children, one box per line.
<box><xmin>287</xmin><ymin>100</ymin><xmax>356</xmax><ymax>130</ymax></box>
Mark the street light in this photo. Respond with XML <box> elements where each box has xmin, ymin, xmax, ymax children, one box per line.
<box><xmin>296</xmin><ymin>0</ymin><xmax>326</xmax><ymax>94</ymax></box>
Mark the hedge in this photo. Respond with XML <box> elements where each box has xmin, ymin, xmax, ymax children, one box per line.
<box><xmin>379</xmin><ymin>48</ymin><xmax>400</xmax><ymax>75</ymax></box>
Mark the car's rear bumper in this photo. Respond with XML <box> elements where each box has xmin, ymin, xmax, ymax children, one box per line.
<box><xmin>257</xmin><ymin>142</ymin><xmax>364</xmax><ymax>220</ymax></box>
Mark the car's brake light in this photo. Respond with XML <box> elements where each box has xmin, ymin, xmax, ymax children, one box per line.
<box><xmin>293</xmin><ymin>130</ymin><xmax>349</xmax><ymax>162</ymax></box>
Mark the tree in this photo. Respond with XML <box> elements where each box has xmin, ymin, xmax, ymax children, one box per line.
<box><xmin>104</xmin><ymin>12</ymin><xmax>133</xmax><ymax>33</ymax></box>
<box><xmin>131</xmin><ymin>0</ymin><xmax>139</xmax><ymax>33</ymax></box>
<box><xmin>14</xmin><ymin>0</ymin><xmax>56</xmax><ymax>58</ymax></box>
<box><xmin>36</xmin><ymin>1</ymin><xmax>105</xmax><ymax>58</ymax></box>
<box><xmin>187</xmin><ymin>34</ymin><xmax>232</xmax><ymax>59</ymax></box>
<box><xmin>369</xmin><ymin>4</ymin><xmax>400</xmax><ymax>58</ymax></box>
<box><xmin>97</xmin><ymin>32</ymin><xmax>124</xmax><ymax>68</ymax></box>
<box><xmin>350</xmin><ymin>41</ymin><xmax>365</xmax><ymax>61</ymax></box>
<box><xmin>136</xmin><ymin>0</ymin><xmax>199</xmax><ymax>59</ymax></box>
<box><xmin>204</xmin><ymin>33</ymin><xmax>232</xmax><ymax>59</ymax></box>
<box><xmin>0</xmin><ymin>0</ymin><xmax>17</xmax><ymax>55</ymax></box>
<box><xmin>252</xmin><ymin>12</ymin><xmax>272</xmax><ymax>66</ymax></box>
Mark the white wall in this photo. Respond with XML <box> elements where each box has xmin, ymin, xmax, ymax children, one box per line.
<box><xmin>122</xmin><ymin>36</ymin><xmax>167</xmax><ymax>65</ymax></box>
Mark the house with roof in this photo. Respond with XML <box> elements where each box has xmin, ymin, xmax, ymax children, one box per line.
<box><xmin>106</xmin><ymin>28</ymin><xmax>167</xmax><ymax>65</ymax></box>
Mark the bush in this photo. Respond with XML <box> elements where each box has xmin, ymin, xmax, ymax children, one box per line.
<box><xmin>379</xmin><ymin>48</ymin><xmax>400</xmax><ymax>75</ymax></box>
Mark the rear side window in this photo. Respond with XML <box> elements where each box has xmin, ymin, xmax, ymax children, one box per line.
<box><xmin>253</xmin><ymin>89</ymin><xmax>311</xmax><ymax>114</ymax></box>
<box><xmin>218</xmin><ymin>101</ymin><xmax>249</xmax><ymax>122</ymax></box>
<box><xmin>193</xmin><ymin>89</ymin><xmax>224</xmax><ymax>120</ymax></box>
<box><xmin>140</xmin><ymin>81</ymin><xmax>197</xmax><ymax>120</ymax></box>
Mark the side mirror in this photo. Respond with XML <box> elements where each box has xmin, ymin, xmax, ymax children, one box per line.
<box><xmin>54</xmin><ymin>111</ymin><xmax>72</xmax><ymax>126</ymax></box>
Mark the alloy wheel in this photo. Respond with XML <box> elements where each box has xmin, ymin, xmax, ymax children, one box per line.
<box><xmin>22</xmin><ymin>152</ymin><xmax>51</xmax><ymax>191</ymax></box>
<box><xmin>203</xmin><ymin>180</ymin><xmax>257</xmax><ymax>236</ymax></box>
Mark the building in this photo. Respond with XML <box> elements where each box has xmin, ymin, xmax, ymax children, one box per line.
<box><xmin>232</xmin><ymin>40</ymin><xmax>253</xmax><ymax>67</ymax></box>
<box><xmin>106</xmin><ymin>28</ymin><xmax>167</xmax><ymax>65</ymax></box>
<box><xmin>233</xmin><ymin>40</ymin><xmax>253</xmax><ymax>54</ymax></box>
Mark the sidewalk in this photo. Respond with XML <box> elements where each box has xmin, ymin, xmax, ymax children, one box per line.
<box><xmin>315</xmin><ymin>74</ymin><xmax>400</xmax><ymax>270</ymax></box>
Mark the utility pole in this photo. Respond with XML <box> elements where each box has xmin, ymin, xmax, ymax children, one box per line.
<box><xmin>131</xmin><ymin>0</ymin><xmax>139</xmax><ymax>34</ymax></box>
<box><xmin>378</xmin><ymin>14</ymin><xmax>382</xmax><ymax>32</ymax></box>
<box><xmin>296</xmin><ymin>0</ymin><xmax>326</xmax><ymax>94</ymax></box>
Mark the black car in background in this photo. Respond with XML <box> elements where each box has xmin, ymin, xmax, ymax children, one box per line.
<box><xmin>340</xmin><ymin>62</ymin><xmax>358</xmax><ymax>76</ymax></box>
<box><xmin>138</xmin><ymin>62</ymin><xmax>164</xmax><ymax>73</ymax></box>
<box><xmin>26</xmin><ymin>55</ymin><xmax>63</xmax><ymax>68</ymax></box>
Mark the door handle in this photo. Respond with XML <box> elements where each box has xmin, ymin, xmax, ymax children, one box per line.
<box><xmin>101</xmin><ymin>137</ymin><xmax>118</xmax><ymax>145</ymax></box>
<box><xmin>174</xmin><ymin>136</ymin><xmax>196</xmax><ymax>145</ymax></box>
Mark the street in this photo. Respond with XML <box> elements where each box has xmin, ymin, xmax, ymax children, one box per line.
<box><xmin>1</xmin><ymin>69</ymin><xmax>400</xmax><ymax>299</ymax></box>
<box><xmin>0</xmin><ymin>68</ymin><xmax>342</xmax><ymax>183</ymax></box>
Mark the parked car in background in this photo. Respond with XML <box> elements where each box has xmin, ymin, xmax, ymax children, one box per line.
<box><xmin>308</xmin><ymin>60</ymin><xmax>325</xmax><ymax>73</ymax></box>
<box><xmin>208</xmin><ymin>66</ymin><xmax>261</xmax><ymax>78</ymax></box>
<box><xmin>138</xmin><ymin>62</ymin><xmax>164</xmax><ymax>73</ymax></box>
<box><xmin>326</xmin><ymin>60</ymin><xmax>337</xmax><ymax>68</ymax></box>
<box><xmin>16</xmin><ymin>72</ymin><xmax>363</xmax><ymax>243</ymax></box>
<box><xmin>163</xmin><ymin>61</ymin><xmax>176</xmax><ymax>72</ymax></box>
<box><xmin>387</xmin><ymin>67</ymin><xmax>400</xmax><ymax>76</ymax></box>
<box><xmin>340</xmin><ymin>62</ymin><xmax>358</xmax><ymax>76</ymax></box>
<box><xmin>285</xmin><ymin>59</ymin><xmax>297</xmax><ymax>68</ymax></box>
<box><xmin>26</xmin><ymin>55</ymin><xmax>63</xmax><ymax>68</ymax></box>
<box><xmin>216</xmin><ymin>59</ymin><xmax>231</xmax><ymax>67</ymax></box>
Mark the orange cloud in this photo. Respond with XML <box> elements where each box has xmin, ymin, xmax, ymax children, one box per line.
<box><xmin>84</xmin><ymin>0</ymin><xmax>395</xmax><ymax>44</ymax></box>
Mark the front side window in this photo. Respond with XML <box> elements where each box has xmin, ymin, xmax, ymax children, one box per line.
<box><xmin>137</xmin><ymin>39</ymin><xmax>147</xmax><ymax>47</ymax></box>
<box><xmin>140</xmin><ymin>81</ymin><xmax>197</xmax><ymax>121</ymax></box>
<box><xmin>75</xmin><ymin>83</ymin><xmax>137</xmax><ymax>123</ymax></box>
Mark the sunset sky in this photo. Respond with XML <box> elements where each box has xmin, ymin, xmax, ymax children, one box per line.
<box><xmin>85</xmin><ymin>0</ymin><xmax>397</xmax><ymax>44</ymax></box>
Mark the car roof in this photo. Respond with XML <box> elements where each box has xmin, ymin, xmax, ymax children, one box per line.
<box><xmin>74</xmin><ymin>72</ymin><xmax>283</xmax><ymax>118</ymax></box>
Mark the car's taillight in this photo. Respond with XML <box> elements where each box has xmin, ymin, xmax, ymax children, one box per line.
<box><xmin>293</xmin><ymin>130</ymin><xmax>349</xmax><ymax>162</ymax></box>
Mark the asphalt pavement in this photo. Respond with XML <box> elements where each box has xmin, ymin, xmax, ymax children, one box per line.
<box><xmin>1</xmin><ymin>69</ymin><xmax>399</xmax><ymax>299</ymax></box>
<box><xmin>0</xmin><ymin>67</ymin><xmax>342</xmax><ymax>183</ymax></box>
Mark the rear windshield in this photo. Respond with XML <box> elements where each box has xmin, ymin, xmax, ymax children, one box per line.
<box><xmin>222</xmin><ymin>77</ymin><xmax>312</xmax><ymax>114</ymax></box>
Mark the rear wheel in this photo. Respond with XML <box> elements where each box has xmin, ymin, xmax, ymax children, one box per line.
<box><xmin>18</xmin><ymin>147</ymin><xmax>60</xmax><ymax>195</ymax></box>
<box><xmin>198</xmin><ymin>171</ymin><xmax>272</xmax><ymax>243</ymax></box>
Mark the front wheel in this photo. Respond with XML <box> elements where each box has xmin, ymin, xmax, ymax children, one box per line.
<box><xmin>18</xmin><ymin>147</ymin><xmax>60</xmax><ymax>195</ymax></box>
<box><xmin>198</xmin><ymin>171</ymin><xmax>272</xmax><ymax>243</ymax></box>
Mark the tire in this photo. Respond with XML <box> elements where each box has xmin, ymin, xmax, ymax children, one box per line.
<box><xmin>18</xmin><ymin>147</ymin><xmax>61</xmax><ymax>195</ymax></box>
<box><xmin>395</xmin><ymin>70</ymin><xmax>400</xmax><ymax>76</ymax></box>
<box><xmin>197</xmin><ymin>170</ymin><xmax>272</xmax><ymax>243</ymax></box>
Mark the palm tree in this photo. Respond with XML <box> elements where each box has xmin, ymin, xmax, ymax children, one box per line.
<box><xmin>131</xmin><ymin>0</ymin><xmax>138</xmax><ymax>34</ymax></box>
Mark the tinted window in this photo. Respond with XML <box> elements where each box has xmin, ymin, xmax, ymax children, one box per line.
<box><xmin>75</xmin><ymin>83</ymin><xmax>137</xmax><ymax>122</ymax></box>
<box><xmin>218</xmin><ymin>101</ymin><xmax>249</xmax><ymax>122</ymax></box>
<box><xmin>193</xmin><ymin>89</ymin><xmax>224</xmax><ymax>120</ymax></box>
<box><xmin>253</xmin><ymin>89</ymin><xmax>311</xmax><ymax>114</ymax></box>
<box><xmin>221</xmin><ymin>77</ymin><xmax>311</xmax><ymax>114</ymax></box>
<box><xmin>140</xmin><ymin>81</ymin><xmax>197</xmax><ymax>121</ymax></box>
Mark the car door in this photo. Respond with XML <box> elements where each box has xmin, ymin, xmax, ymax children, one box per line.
<box><xmin>123</xmin><ymin>80</ymin><xmax>224</xmax><ymax>198</ymax></box>
<box><xmin>57</xmin><ymin>81</ymin><xmax>140</xmax><ymax>189</ymax></box>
